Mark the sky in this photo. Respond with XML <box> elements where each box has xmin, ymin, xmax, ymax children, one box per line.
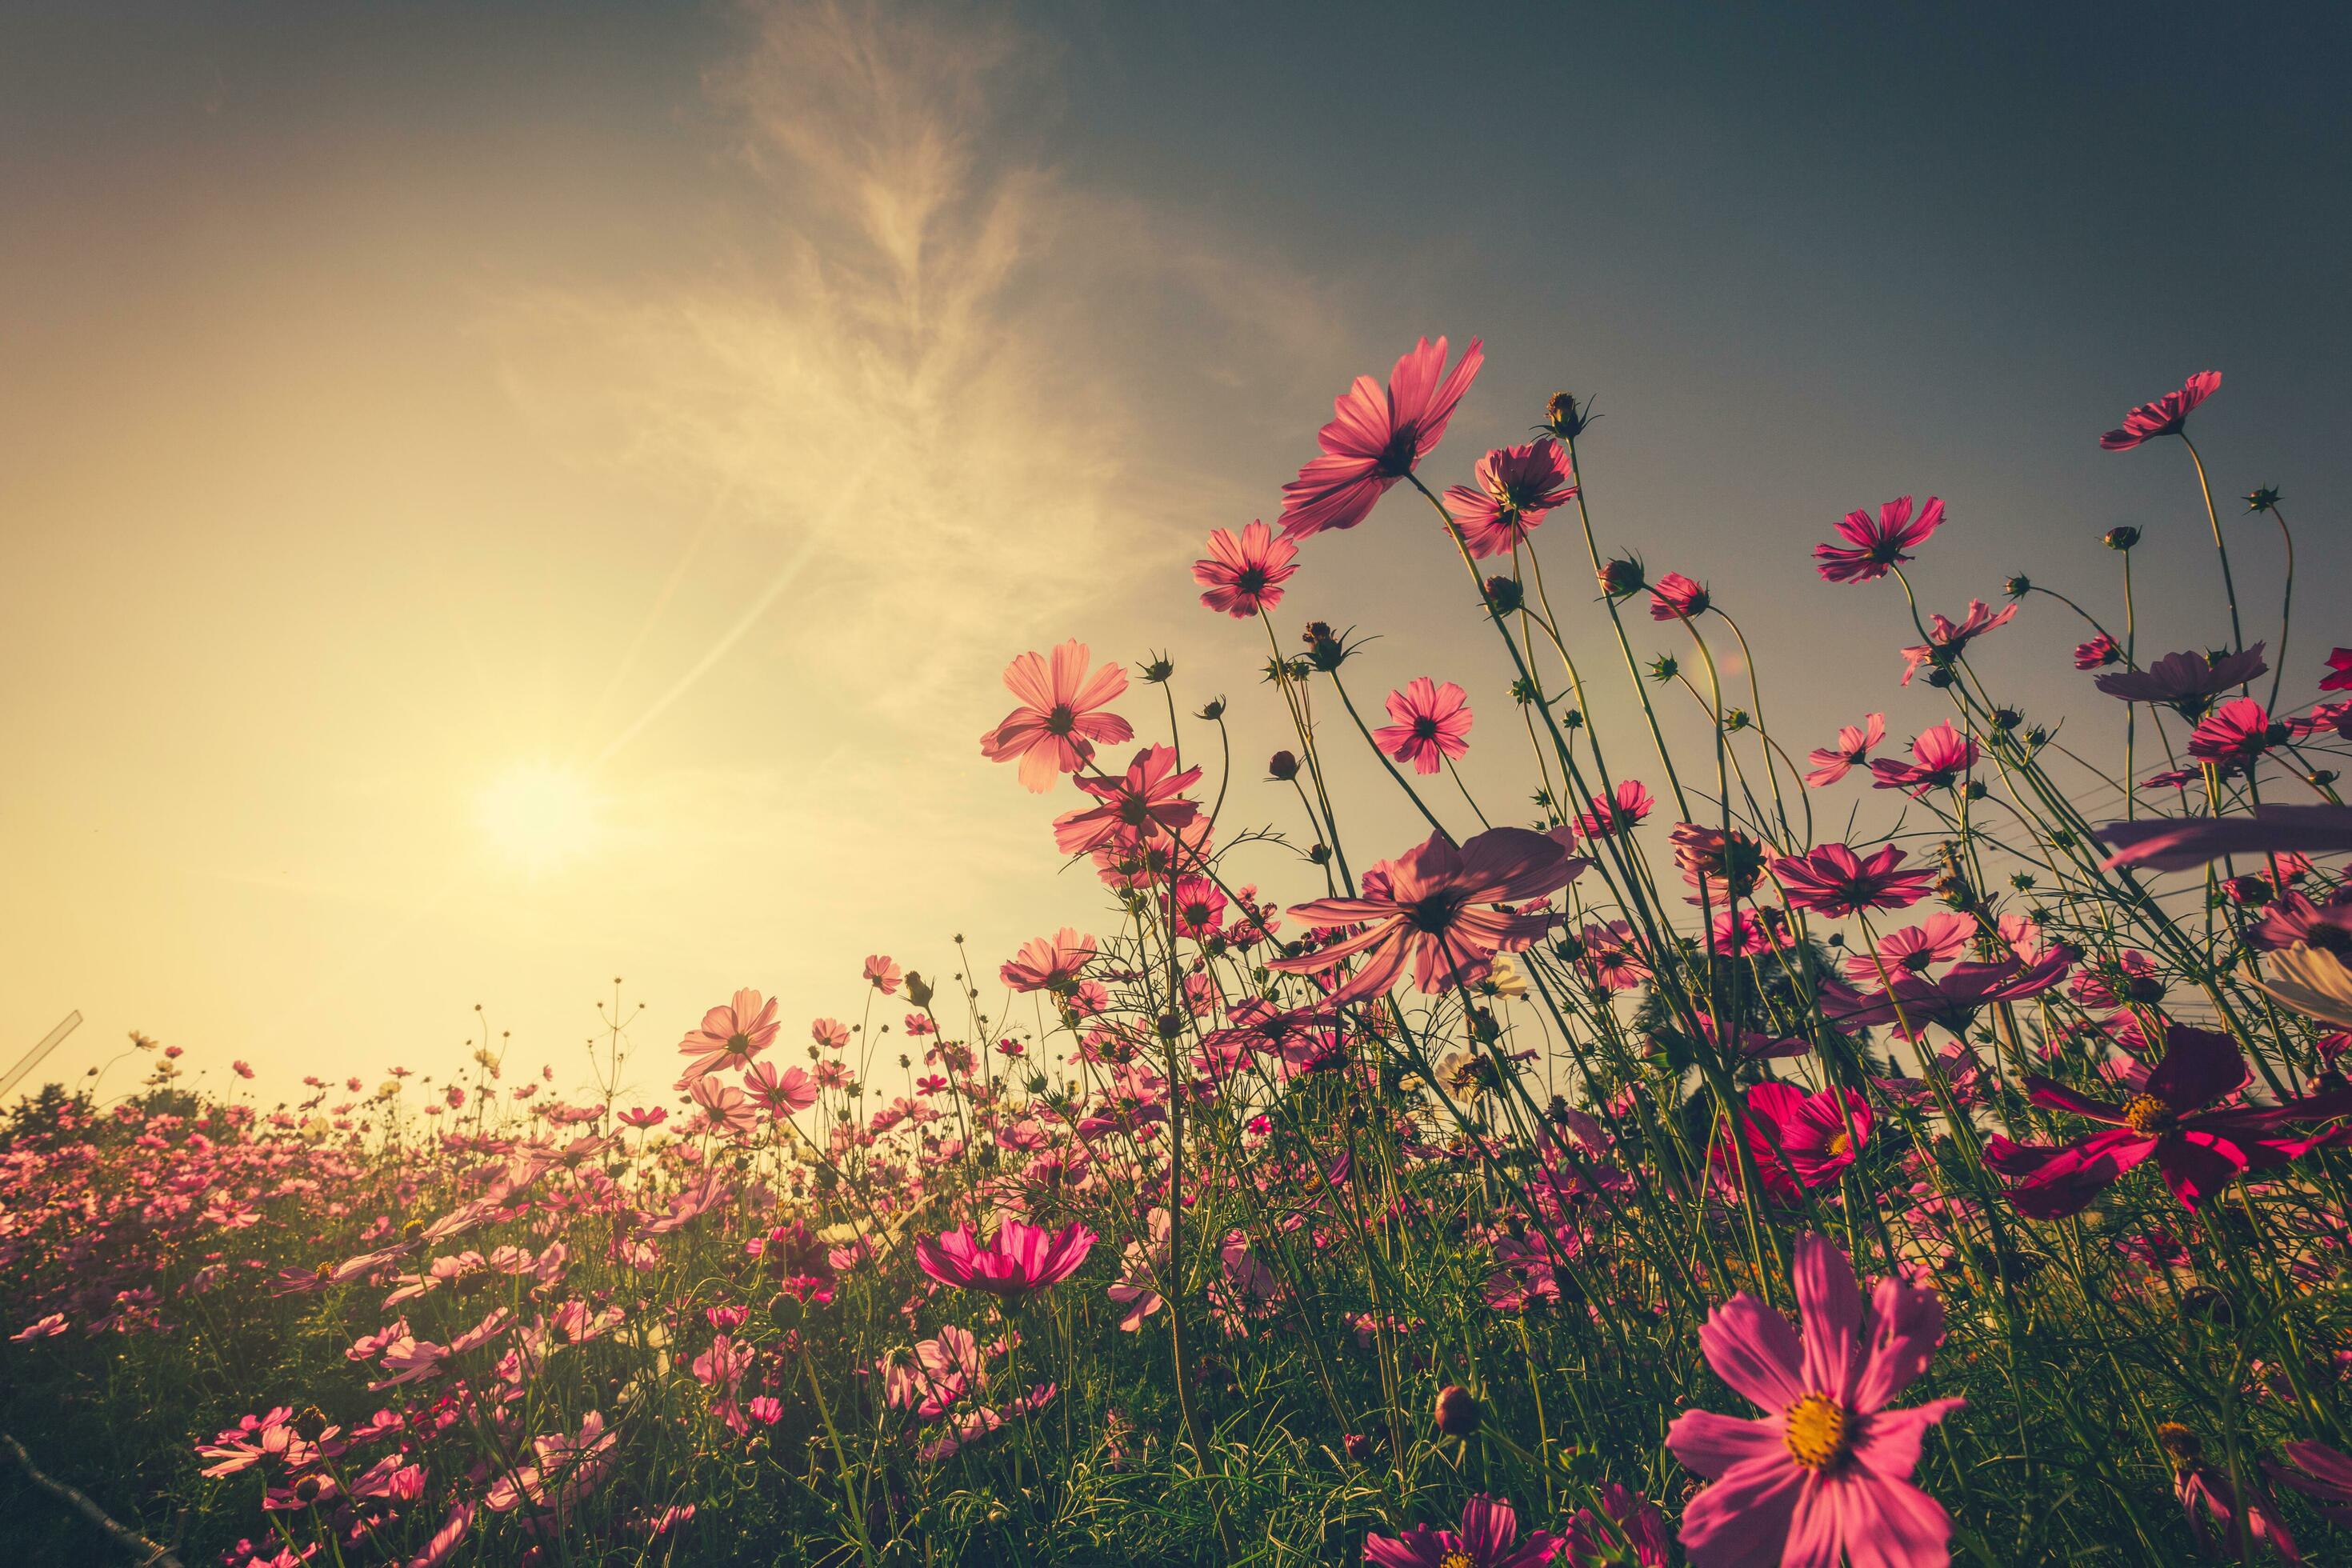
<box><xmin>3</xmin><ymin>0</ymin><xmax>2347</xmax><ymax>1106</ymax></box>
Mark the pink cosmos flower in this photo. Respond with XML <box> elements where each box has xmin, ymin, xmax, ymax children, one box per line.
<box><xmin>979</xmin><ymin>641</ymin><xmax>1134</xmax><ymax>794</ymax></box>
<box><xmin>688</xmin><ymin>1077</ymin><xmax>758</xmax><ymax>1137</ymax></box>
<box><xmin>1270</xmin><ymin>827</ymin><xmax>1587</xmax><ymax>1006</ymax></box>
<box><xmin>1169</xmin><ymin>877</ymin><xmax>1226</xmax><ymax>938</ymax></box>
<box><xmin>1821</xmin><ymin>952</ymin><xmax>2071</xmax><ymax>1043</ymax></box>
<box><xmin>2094</xmin><ymin>643</ymin><xmax>2265</xmax><ymax>717</ymax></box>
<box><xmin>2268</xmin><ymin>1440</ymin><xmax>2352</xmax><ymax>1526</ymax></box>
<box><xmin>914</xmin><ymin>1218</ymin><xmax>1098</xmax><ymax>1298</ymax></box>
<box><xmin>1001</xmin><ymin>928</ymin><xmax>1097</xmax><ymax>993</ymax></box>
<box><xmin>1280</xmin><ymin>336</ymin><xmax>1484</xmax><ymax>539</ymax></box>
<box><xmin>1374</xmin><ymin>678</ymin><xmax>1474</xmax><ymax>775</ymax></box>
<box><xmin>1051</xmin><ymin>744</ymin><xmax>1203</xmax><ymax>856</ymax></box>
<box><xmin>1578</xmin><ymin>922</ymin><xmax>1651</xmax><ymax>991</ymax></box>
<box><xmin>1805</xmin><ymin>714</ymin><xmax>1885</xmax><ymax>788</ymax></box>
<box><xmin>742</xmin><ymin>1062</ymin><xmax>818</xmax><ymax>1118</ymax></box>
<box><xmin>1574</xmin><ymin>778</ymin><xmax>1654</xmax><ymax>840</ymax></box>
<box><xmin>1724</xmin><ymin>1084</ymin><xmax>1872</xmax><ymax>1202</ymax></box>
<box><xmin>1194</xmin><ymin>520</ymin><xmax>1299</xmax><ymax>617</ymax></box>
<box><xmin>677</xmin><ymin>990</ymin><xmax>780</xmax><ymax>1085</ymax></box>
<box><xmin>1868</xmin><ymin>723</ymin><xmax>1980</xmax><ymax>797</ymax></box>
<box><xmin>1648</xmin><ymin>572</ymin><xmax>1710</xmax><ymax>622</ymax></box>
<box><xmin>2322</xmin><ymin>649</ymin><xmax>2352</xmax><ymax>694</ymax></box>
<box><xmin>1562</xmin><ymin>1485</ymin><xmax>1670</xmax><ymax>1566</ymax></box>
<box><xmin>1773</xmin><ymin>842</ymin><xmax>1937</xmax><ymax>917</ymax></box>
<box><xmin>1442</xmin><ymin>440</ymin><xmax>1577</xmax><ymax>558</ymax></box>
<box><xmin>2074</xmin><ymin>633</ymin><xmax>2123</xmax><ymax>670</ymax></box>
<box><xmin>1845</xmin><ymin>913</ymin><xmax>1974</xmax><ymax>984</ymax></box>
<box><xmin>1666</xmin><ymin>1233</ymin><xmax>1964</xmax><ymax>1568</ymax></box>
<box><xmin>1898</xmin><ymin>599</ymin><xmax>2017</xmax><ymax>686</ymax></box>
<box><xmin>2098</xmin><ymin>803</ymin><xmax>2352</xmax><ymax>871</ymax></box>
<box><xmin>1362</xmin><ymin>1494</ymin><xmax>1562</xmax><ymax>1568</ymax></box>
<box><xmin>231</xmin><ymin>1060</ymin><xmax>255</xmax><ymax>1080</ymax></box>
<box><xmin>811</xmin><ymin>1017</ymin><xmax>850</xmax><ymax>1050</ymax></box>
<box><xmin>1814</xmin><ymin>495</ymin><xmax>1945</xmax><ymax>585</ymax></box>
<box><xmin>863</xmin><ymin>954</ymin><xmax>902</xmax><ymax>994</ymax></box>
<box><xmin>2100</xmin><ymin>370</ymin><xmax>2221</xmax><ymax>450</ymax></box>
<box><xmin>1984</xmin><ymin>1024</ymin><xmax>2352</xmax><ymax>1217</ymax></box>
<box><xmin>2186</xmin><ymin>697</ymin><xmax>2282</xmax><ymax>765</ymax></box>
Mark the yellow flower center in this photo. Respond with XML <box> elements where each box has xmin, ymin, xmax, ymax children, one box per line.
<box><xmin>1826</xmin><ymin>1131</ymin><xmax>1853</xmax><ymax>1158</ymax></box>
<box><xmin>2122</xmin><ymin>1094</ymin><xmax>2174</xmax><ymax>1135</ymax></box>
<box><xmin>1782</xmin><ymin>1392</ymin><xmax>1851</xmax><ymax>1470</ymax></box>
<box><xmin>1439</xmin><ymin>1553</ymin><xmax>1478</xmax><ymax>1568</ymax></box>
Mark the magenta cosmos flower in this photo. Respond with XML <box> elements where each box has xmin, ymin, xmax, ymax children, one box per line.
<box><xmin>1898</xmin><ymin>599</ymin><xmax>2016</xmax><ymax>686</ymax></box>
<box><xmin>1374</xmin><ymin>678</ymin><xmax>1474</xmax><ymax>775</ymax></box>
<box><xmin>677</xmin><ymin>989</ymin><xmax>781</xmax><ymax>1084</ymax></box>
<box><xmin>2269</xmin><ymin>1441</ymin><xmax>2352</xmax><ymax>1526</ymax></box>
<box><xmin>1722</xmin><ymin>1083</ymin><xmax>1873</xmax><ymax>1202</ymax></box>
<box><xmin>1442</xmin><ymin>440</ymin><xmax>1576</xmax><ymax>558</ymax></box>
<box><xmin>1051</xmin><ymin>744</ymin><xmax>1203</xmax><ymax>856</ymax></box>
<box><xmin>2323</xmin><ymin>649</ymin><xmax>2352</xmax><ymax>694</ymax></box>
<box><xmin>1773</xmin><ymin>842</ymin><xmax>1937</xmax><ymax>918</ymax></box>
<box><xmin>1193</xmin><ymin>520</ymin><xmax>1299</xmax><ymax>618</ymax></box>
<box><xmin>2186</xmin><ymin>697</ymin><xmax>2284</xmax><ymax>766</ymax></box>
<box><xmin>1820</xmin><ymin>951</ymin><xmax>2070</xmax><ymax>1043</ymax></box>
<box><xmin>1280</xmin><ymin>336</ymin><xmax>1484</xmax><ymax>540</ymax></box>
<box><xmin>1983</xmin><ymin>1024</ymin><xmax>2352</xmax><ymax>1218</ymax></box>
<box><xmin>914</xmin><ymin>1218</ymin><xmax>1097</xmax><ymax>1298</ymax></box>
<box><xmin>2100</xmin><ymin>370</ymin><xmax>2221</xmax><ymax>450</ymax></box>
<box><xmin>1805</xmin><ymin>714</ymin><xmax>1885</xmax><ymax>789</ymax></box>
<box><xmin>1868</xmin><ymin>722</ymin><xmax>1979</xmax><ymax>798</ymax></box>
<box><xmin>1363</xmin><ymin>1494</ymin><xmax>1562</xmax><ymax>1568</ymax></box>
<box><xmin>980</xmin><ymin>641</ymin><xmax>1134</xmax><ymax>793</ymax></box>
<box><xmin>1814</xmin><ymin>495</ymin><xmax>1945</xmax><ymax>585</ymax></box>
<box><xmin>2098</xmin><ymin>803</ymin><xmax>2352</xmax><ymax>871</ymax></box>
<box><xmin>2074</xmin><ymin>633</ymin><xmax>2122</xmax><ymax>670</ymax></box>
<box><xmin>1575</xmin><ymin>778</ymin><xmax>1654</xmax><ymax>840</ymax></box>
<box><xmin>1648</xmin><ymin>572</ymin><xmax>1711</xmax><ymax>622</ymax></box>
<box><xmin>1666</xmin><ymin>1233</ymin><xmax>1964</xmax><ymax>1568</ymax></box>
<box><xmin>1270</xmin><ymin>826</ymin><xmax>1586</xmax><ymax>1006</ymax></box>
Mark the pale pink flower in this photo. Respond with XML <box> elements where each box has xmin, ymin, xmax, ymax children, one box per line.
<box><xmin>1194</xmin><ymin>520</ymin><xmax>1300</xmax><ymax>617</ymax></box>
<box><xmin>1002</xmin><ymin>928</ymin><xmax>1098</xmax><ymax>993</ymax></box>
<box><xmin>677</xmin><ymin>989</ymin><xmax>780</xmax><ymax>1084</ymax></box>
<box><xmin>1805</xmin><ymin>713</ymin><xmax>1886</xmax><ymax>788</ymax></box>
<box><xmin>1442</xmin><ymin>439</ymin><xmax>1576</xmax><ymax>558</ymax></box>
<box><xmin>979</xmin><ymin>641</ymin><xmax>1134</xmax><ymax>793</ymax></box>
<box><xmin>1280</xmin><ymin>336</ymin><xmax>1484</xmax><ymax>539</ymax></box>
<box><xmin>863</xmin><ymin>954</ymin><xmax>902</xmax><ymax>994</ymax></box>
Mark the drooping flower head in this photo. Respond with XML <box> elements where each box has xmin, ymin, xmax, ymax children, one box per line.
<box><xmin>1193</xmin><ymin>521</ymin><xmax>1299</xmax><ymax>618</ymax></box>
<box><xmin>1001</xmin><ymin>929</ymin><xmax>1098</xmax><ymax>994</ymax></box>
<box><xmin>1270</xmin><ymin>827</ymin><xmax>1586</xmax><ymax>1006</ymax></box>
<box><xmin>980</xmin><ymin>642</ymin><xmax>1134</xmax><ymax>793</ymax></box>
<box><xmin>1442</xmin><ymin>439</ymin><xmax>1576</xmax><ymax>558</ymax></box>
<box><xmin>1666</xmin><ymin>1233</ymin><xmax>1963</xmax><ymax>1568</ymax></box>
<box><xmin>914</xmin><ymin>1218</ymin><xmax>1098</xmax><ymax>1298</ymax></box>
<box><xmin>1648</xmin><ymin>572</ymin><xmax>1710</xmax><ymax>622</ymax></box>
<box><xmin>1898</xmin><ymin>599</ymin><xmax>2017</xmax><ymax>686</ymax></box>
<box><xmin>2074</xmin><ymin>633</ymin><xmax>2122</xmax><ymax>670</ymax></box>
<box><xmin>1804</xmin><ymin>714</ymin><xmax>1885</xmax><ymax>789</ymax></box>
<box><xmin>2100</xmin><ymin>370</ymin><xmax>2221</xmax><ymax>450</ymax></box>
<box><xmin>1574</xmin><ymin>778</ymin><xmax>1654</xmax><ymax>840</ymax></box>
<box><xmin>2094</xmin><ymin>643</ymin><xmax>2266</xmax><ymax>718</ymax></box>
<box><xmin>1814</xmin><ymin>495</ymin><xmax>1944</xmax><ymax>585</ymax></box>
<box><xmin>1772</xmin><ymin>842</ymin><xmax>1938</xmax><ymax>917</ymax></box>
<box><xmin>1280</xmin><ymin>336</ymin><xmax>1484</xmax><ymax>539</ymax></box>
<box><xmin>1374</xmin><ymin>678</ymin><xmax>1474</xmax><ymax>776</ymax></box>
<box><xmin>1868</xmin><ymin>723</ymin><xmax>1980</xmax><ymax>797</ymax></box>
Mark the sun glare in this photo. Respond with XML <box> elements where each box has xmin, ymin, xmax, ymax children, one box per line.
<box><xmin>474</xmin><ymin>762</ymin><xmax>601</xmax><ymax>872</ymax></box>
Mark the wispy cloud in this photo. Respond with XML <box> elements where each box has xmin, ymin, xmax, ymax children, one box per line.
<box><xmin>490</xmin><ymin>0</ymin><xmax>1339</xmax><ymax>736</ymax></box>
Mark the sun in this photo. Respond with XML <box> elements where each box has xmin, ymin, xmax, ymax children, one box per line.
<box><xmin>474</xmin><ymin>762</ymin><xmax>602</xmax><ymax>873</ymax></box>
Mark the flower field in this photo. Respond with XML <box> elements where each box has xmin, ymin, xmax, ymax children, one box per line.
<box><xmin>9</xmin><ymin>344</ymin><xmax>2352</xmax><ymax>1566</ymax></box>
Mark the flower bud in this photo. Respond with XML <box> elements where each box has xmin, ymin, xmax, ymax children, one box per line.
<box><xmin>2002</xmin><ymin>574</ymin><xmax>2032</xmax><ymax>598</ymax></box>
<box><xmin>904</xmin><ymin>971</ymin><xmax>934</xmax><ymax>1007</ymax></box>
<box><xmin>1596</xmin><ymin>556</ymin><xmax>1646</xmax><ymax>598</ymax></box>
<box><xmin>1434</xmin><ymin>1383</ymin><xmax>1481</xmax><ymax>1438</ymax></box>
<box><xmin>1267</xmin><ymin>750</ymin><xmax>1300</xmax><ymax>782</ymax></box>
<box><xmin>2102</xmin><ymin>526</ymin><xmax>2140</xmax><ymax>551</ymax></box>
<box><xmin>1342</xmin><ymin>1432</ymin><xmax>1374</xmax><ymax>1464</ymax></box>
<box><xmin>1482</xmin><ymin>574</ymin><xmax>1524</xmax><ymax>614</ymax></box>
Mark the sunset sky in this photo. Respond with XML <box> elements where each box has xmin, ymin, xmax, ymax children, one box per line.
<box><xmin>5</xmin><ymin>1</ymin><xmax>2348</xmax><ymax>1105</ymax></box>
